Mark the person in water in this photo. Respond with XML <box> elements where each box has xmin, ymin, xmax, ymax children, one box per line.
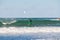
<box><xmin>28</xmin><ymin>19</ymin><xmax>32</xmax><ymax>26</ymax></box>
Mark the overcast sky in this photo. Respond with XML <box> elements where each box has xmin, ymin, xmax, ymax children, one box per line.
<box><xmin>0</xmin><ymin>0</ymin><xmax>60</xmax><ymax>18</ymax></box>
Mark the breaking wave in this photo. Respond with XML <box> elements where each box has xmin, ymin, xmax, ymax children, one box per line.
<box><xmin>0</xmin><ymin>18</ymin><xmax>60</xmax><ymax>27</ymax></box>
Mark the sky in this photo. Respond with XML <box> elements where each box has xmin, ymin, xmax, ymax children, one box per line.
<box><xmin>0</xmin><ymin>0</ymin><xmax>60</xmax><ymax>18</ymax></box>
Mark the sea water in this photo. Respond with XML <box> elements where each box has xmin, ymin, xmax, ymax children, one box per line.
<box><xmin>0</xmin><ymin>18</ymin><xmax>60</xmax><ymax>27</ymax></box>
<box><xmin>0</xmin><ymin>18</ymin><xmax>60</xmax><ymax>40</ymax></box>
<box><xmin>0</xmin><ymin>32</ymin><xmax>60</xmax><ymax>40</ymax></box>
<box><xmin>0</xmin><ymin>27</ymin><xmax>60</xmax><ymax>40</ymax></box>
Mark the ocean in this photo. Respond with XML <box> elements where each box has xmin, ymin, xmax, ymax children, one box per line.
<box><xmin>0</xmin><ymin>18</ymin><xmax>60</xmax><ymax>40</ymax></box>
<box><xmin>0</xmin><ymin>18</ymin><xmax>60</xmax><ymax>27</ymax></box>
<box><xmin>0</xmin><ymin>32</ymin><xmax>60</xmax><ymax>40</ymax></box>
<box><xmin>0</xmin><ymin>27</ymin><xmax>60</xmax><ymax>40</ymax></box>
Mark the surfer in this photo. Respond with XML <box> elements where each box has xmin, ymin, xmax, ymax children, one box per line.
<box><xmin>28</xmin><ymin>19</ymin><xmax>32</xmax><ymax>26</ymax></box>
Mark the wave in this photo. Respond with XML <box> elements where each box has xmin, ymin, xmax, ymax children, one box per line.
<box><xmin>0</xmin><ymin>19</ymin><xmax>60</xmax><ymax>27</ymax></box>
<box><xmin>2</xmin><ymin>20</ymin><xmax>16</xmax><ymax>25</ymax></box>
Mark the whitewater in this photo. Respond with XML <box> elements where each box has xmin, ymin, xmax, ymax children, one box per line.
<box><xmin>0</xmin><ymin>27</ymin><xmax>60</xmax><ymax>34</ymax></box>
<box><xmin>0</xmin><ymin>27</ymin><xmax>60</xmax><ymax>40</ymax></box>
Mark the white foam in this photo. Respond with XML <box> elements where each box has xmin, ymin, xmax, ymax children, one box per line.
<box><xmin>0</xmin><ymin>27</ymin><xmax>60</xmax><ymax>34</ymax></box>
<box><xmin>2</xmin><ymin>20</ymin><xmax>16</xmax><ymax>25</ymax></box>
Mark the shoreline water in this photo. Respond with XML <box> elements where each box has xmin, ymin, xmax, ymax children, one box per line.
<box><xmin>0</xmin><ymin>27</ymin><xmax>60</xmax><ymax>40</ymax></box>
<box><xmin>0</xmin><ymin>26</ymin><xmax>60</xmax><ymax>34</ymax></box>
